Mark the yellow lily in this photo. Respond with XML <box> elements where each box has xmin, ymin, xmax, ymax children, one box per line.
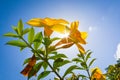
<box><xmin>27</xmin><ymin>17</ymin><xmax>69</xmax><ymax>37</ymax></box>
<box><xmin>55</xmin><ymin>21</ymin><xmax>87</xmax><ymax>54</ymax></box>
<box><xmin>91</xmin><ymin>67</ymin><xmax>106</xmax><ymax>80</ymax></box>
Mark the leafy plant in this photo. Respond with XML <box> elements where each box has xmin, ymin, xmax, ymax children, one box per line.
<box><xmin>4</xmin><ymin>18</ymin><xmax>118</xmax><ymax>80</ymax></box>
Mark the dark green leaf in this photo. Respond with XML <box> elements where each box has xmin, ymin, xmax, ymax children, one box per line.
<box><xmin>4</xmin><ymin>32</ymin><xmax>18</xmax><ymax>38</ymax></box>
<box><xmin>81</xmin><ymin>62</ymin><xmax>87</xmax><ymax>69</ymax></box>
<box><xmin>37</xmin><ymin>71</ymin><xmax>51</xmax><ymax>80</ymax></box>
<box><xmin>91</xmin><ymin>68</ymin><xmax>97</xmax><ymax>77</ymax></box>
<box><xmin>53</xmin><ymin>58</ymin><xmax>70</xmax><ymax>68</ymax></box>
<box><xmin>18</xmin><ymin>19</ymin><xmax>23</xmax><ymax>35</ymax></box>
<box><xmin>89</xmin><ymin>58</ymin><xmax>96</xmax><ymax>67</ymax></box>
<box><xmin>85</xmin><ymin>51</ymin><xmax>92</xmax><ymax>62</ymax></box>
<box><xmin>42</xmin><ymin>62</ymin><xmax>48</xmax><ymax>70</ymax></box>
<box><xmin>72</xmin><ymin>58</ymin><xmax>83</xmax><ymax>63</ymax></box>
<box><xmin>28</xmin><ymin>62</ymin><xmax>43</xmax><ymax>79</ymax></box>
<box><xmin>28</xmin><ymin>27</ymin><xmax>34</xmax><ymax>44</ymax></box>
<box><xmin>12</xmin><ymin>26</ymin><xmax>18</xmax><ymax>33</ymax></box>
<box><xmin>6</xmin><ymin>40</ymin><xmax>27</xmax><ymax>47</ymax></box>
<box><xmin>43</xmin><ymin>37</ymin><xmax>51</xmax><ymax>46</ymax></box>
<box><xmin>34</xmin><ymin>32</ymin><xmax>42</xmax><ymax>49</ymax></box>
<box><xmin>49</xmin><ymin>54</ymin><xmax>67</xmax><ymax>60</ymax></box>
<box><xmin>23</xmin><ymin>58</ymin><xmax>31</xmax><ymax>65</ymax></box>
<box><xmin>23</xmin><ymin>28</ymin><xmax>30</xmax><ymax>35</ymax></box>
<box><xmin>63</xmin><ymin>65</ymin><xmax>78</xmax><ymax>78</ymax></box>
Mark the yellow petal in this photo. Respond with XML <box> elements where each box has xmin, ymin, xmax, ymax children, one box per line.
<box><xmin>44</xmin><ymin>26</ymin><xmax>53</xmax><ymax>37</ymax></box>
<box><xmin>27</xmin><ymin>18</ymin><xmax>43</xmax><ymax>27</ymax></box>
<box><xmin>81</xmin><ymin>32</ymin><xmax>88</xmax><ymax>39</ymax></box>
<box><xmin>50</xmin><ymin>24</ymin><xmax>70</xmax><ymax>34</ymax></box>
<box><xmin>70</xmin><ymin>21</ymin><xmax>79</xmax><ymax>30</ymax></box>
<box><xmin>76</xmin><ymin>43</ymin><xmax>85</xmax><ymax>54</ymax></box>
<box><xmin>21</xmin><ymin>55</ymin><xmax>36</xmax><ymax>76</ymax></box>
<box><xmin>70</xmin><ymin>30</ymin><xmax>86</xmax><ymax>44</ymax></box>
<box><xmin>43</xmin><ymin>17</ymin><xmax>69</xmax><ymax>26</ymax></box>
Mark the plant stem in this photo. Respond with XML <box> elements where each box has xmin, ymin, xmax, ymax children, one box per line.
<box><xmin>81</xmin><ymin>53</ymin><xmax>91</xmax><ymax>80</ymax></box>
<box><xmin>20</xmin><ymin>36</ymin><xmax>63</xmax><ymax>80</ymax></box>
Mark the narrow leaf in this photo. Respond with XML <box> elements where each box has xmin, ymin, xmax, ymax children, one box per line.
<box><xmin>28</xmin><ymin>27</ymin><xmax>34</xmax><ymax>44</ymax></box>
<box><xmin>33</xmin><ymin>32</ymin><xmax>42</xmax><ymax>49</ymax></box>
<box><xmin>12</xmin><ymin>26</ymin><xmax>18</xmax><ymax>33</ymax></box>
<box><xmin>18</xmin><ymin>19</ymin><xmax>23</xmax><ymax>35</ymax></box>
<box><xmin>85</xmin><ymin>51</ymin><xmax>92</xmax><ymax>62</ymax></box>
<box><xmin>23</xmin><ymin>58</ymin><xmax>31</xmax><ymax>65</ymax></box>
<box><xmin>72</xmin><ymin>58</ymin><xmax>83</xmax><ymax>63</ymax></box>
<box><xmin>23</xmin><ymin>28</ymin><xmax>30</xmax><ymax>35</ymax></box>
<box><xmin>49</xmin><ymin>54</ymin><xmax>67</xmax><ymax>60</ymax></box>
<box><xmin>37</xmin><ymin>71</ymin><xmax>51</xmax><ymax>80</ymax></box>
<box><xmin>6</xmin><ymin>40</ymin><xmax>27</xmax><ymax>47</ymax></box>
<box><xmin>63</xmin><ymin>65</ymin><xmax>78</xmax><ymax>78</ymax></box>
<box><xmin>89</xmin><ymin>58</ymin><xmax>96</xmax><ymax>67</ymax></box>
<box><xmin>28</xmin><ymin>62</ymin><xmax>43</xmax><ymax>79</ymax></box>
<box><xmin>53</xmin><ymin>58</ymin><xmax>70</xmax><ymax>68</ymax></box>
<box><xmin>42</xmin><ymin>62</ymin><xmax>48</xmax><ymax>70</ymax></box>
<box><xmin>4</xmin><ymin>32</ymin><xmax>18</xmax><ymax>38</ymax></box>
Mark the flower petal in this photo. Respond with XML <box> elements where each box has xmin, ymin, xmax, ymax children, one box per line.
<box><xmin>81</xmin><ymin>32</ymin><xmax>88</xmax><ymax>39</ymax></box>
<box><xmin>50</xmin><ymin>24</ymin><xmax>69</xmax><ymax>34</ymax></box>
<box><xmin>27</xmin><ymin>18</ymin><xmax>43</xmax><ymax>27</ymax></box>
<box><xmin>44</xmin><ymin>26</ymin><xmax>53</xmax><ymax>37</ymax></box>
<box><xmin>58</xmin><ymin>42</ymin><xmax>74</xmax><ymax>49</ymax></box>
<box><xmin>76</xmin><ymin>43</ymin><xmax>85</xmax><ymax>54</ymax></box>
<box><xmin>55</xmin><ymin>38</ymin><xmax>72</xmax><ymax>47</ymax></box>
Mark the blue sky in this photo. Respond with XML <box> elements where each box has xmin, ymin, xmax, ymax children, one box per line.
<box><xmin>0</xmin><ymin>0</ymin><xmax>120</xmax><ymax>80</ymax></box>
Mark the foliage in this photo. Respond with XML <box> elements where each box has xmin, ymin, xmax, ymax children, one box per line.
<box><xmin>4</xmin><ymin>18</ymin><xmax>120</xmax><ymax>80</ymax></box>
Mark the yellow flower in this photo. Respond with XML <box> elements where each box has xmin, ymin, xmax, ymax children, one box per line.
<box><xmin>55</xmin><ymin>21</ymin><xmax>87</xmax><ymax>54</ymax></box>
<box><xmin>91</xmin><ymin>67</ymin><xmax>106</xmax><ymax>80</ymax></box>
<box><xmin>27</xmin><ymin>17</ymin><xmax>69</xmax><ymax>37</ymax></box>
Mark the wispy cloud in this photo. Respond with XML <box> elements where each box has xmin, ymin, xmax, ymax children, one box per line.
<box><xmin>88</xmin><ymin>26</ymin><xmax>97</xmax><ymax>32</ymax></box>
<box><xmin>115</xmin><ymin>43</ymin><xmax>120</xmax><ymax>60</ymax></box>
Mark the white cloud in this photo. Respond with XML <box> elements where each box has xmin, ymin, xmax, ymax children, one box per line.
<box><xmin>88</xmin><ymin>26</ymin><xmax>96</xmax><ymax>32</ymax></box>
<box><xmin>115</xmin><ymin>43</ymin><xmax>120</xmax><ymax>60</ymax></box>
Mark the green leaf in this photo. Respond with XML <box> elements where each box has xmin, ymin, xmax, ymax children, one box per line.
<box><xmin>23</xmin><ymin>58</ymin><xmax>31</xmax><ymax>65</ymax></box>
<box><xmin>81</xmin><ymin>62</ymin><xmax>87</xmax><ymax>69</ymax></box>
<box><xmin>23</xmin><ymin>57</ymin><xmax>41</xmax><ymax>65</ymax></box>
<box><xmin>23</xmin><ymin>28</ymin><xmax>30</xmax><ymax>35</ymax></box>
<box><xmin>89</xmin><ymin>58</ymin><xmax>96</xmax><ymax>67</ymax></box>
<box><xmin>53</xmin><ymin>58</ymin><xmax>70</xmax><ymax>68</ymax></box>
<box><xmin>51</xmin><ymin>37</ymin><xmax>60</xmax><ymax>42</ymax></box>
<box><xmin>4</xmin><ymin>32</ymin><xmax>18</xmax><ymax>38</ymax></box>
<box><xmin>28</xmin><ymin>62</ymin><xmax>43</xmax><ymax>79</ymax></box>
<box><xmin>85</xmin><ymin>51</ymin><xmax>92</xmax><ymax>62</ymax></box>
<box><xmin>49</xmin><ymin>54</ymin><xmax>67</xmax><ymax>60</ymax></box>
<box><xmin>12</xmin><ymin>26</ymin><xmax>18</xmax><ymax>33</ymax></box>
<box><xmin>91</xmin><ymin>68</ymin><xmax>97</xmax><ymax>77</ymax></box>
<box><xmin>28</xmin><ymin>27</ymin><xmax>34</xmax><ymax>44</ymax></box>
<box><xmin>72</xmin><ymin>58</ymin><xmax>83</xmax><ymax>63</ymax></box>
<box><xmin>6</xmin><ymin>40</ymin><xmax>27</xmax><ymax>47</ymax></box>
<box><xmin>18</xmin><ymin>19</ymin><xmax>23</xmax><ymax>35</ymax></box>
<box><xmin>63</xmin><ymin>65</ymin><xmax>78</xmax><ymax>78</ymax></box>
<box><xmin>37</xmin><ymin>71</ymin><xmax>51</xmax><ymax>80</ymax></box>
<box><xmin>43</xmin><ymin>37</ymin><xmax>51</xmax><ymax>46</ymax></box>
<box><xmin>42</xmin><ymin>62</ymin><xmax>48</xmax><ymax>70</ymax></box>
<box><xmin>33</xmin><ymin>32</ymin><xmax>42</xmax><ymax>50</ymax></box>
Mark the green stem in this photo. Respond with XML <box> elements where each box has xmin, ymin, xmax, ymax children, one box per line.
<box><xmin>20</xmin><ymin>36</ymin><xmax>63</xmax><ymax>80</ymax></box>
<box><xmin>81</xmin><ymin>53</ymin><xmax>91</xmax><ymax>80</ymax></box>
